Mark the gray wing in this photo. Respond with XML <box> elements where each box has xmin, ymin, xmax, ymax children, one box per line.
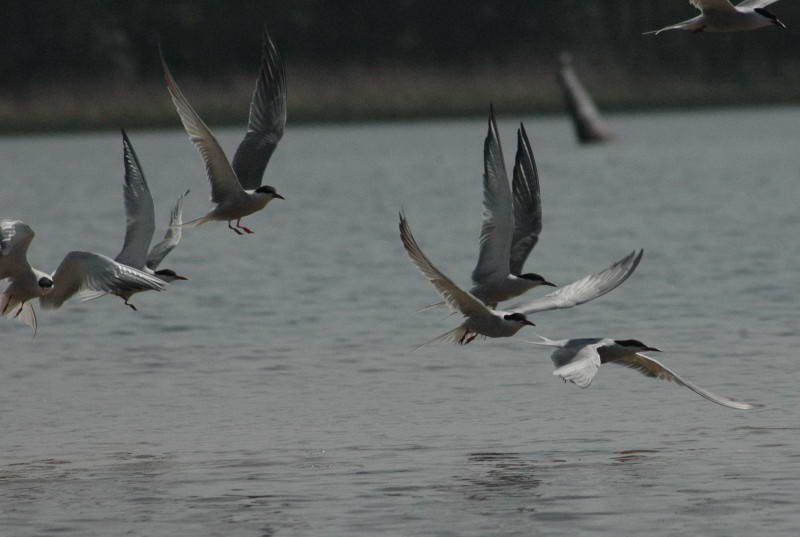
<box><xmin>231</xmin><ymin>28</ymin><xmax>287</xmax><ymax>191</ymax></box>
<box><xmin>509</xmin><ymin>123</ymin><xmax>542</xmax><ymax>275</ymax></box>
<box><xmin>400</xmin><ymin>212</ymin><xmax>493</xmax><ymax>318</ymax></box>
<box><xmin>471</xmin><ymin>106</ymin><xmax>514</xmax><ymax>286</ymax></box>
<box><xmin>115</xmin><ymin>129</ymin><xmax>155</xmax><ymax>269</ymax></box>
<box><xmin>611</xmin><ymin>353</ymin><xmax>756</xmax><ymax>410</ymax></box>
<box><xmin>736</xmin><ymin>0</ymin><xmax>780</xmax><ymax>8</ymax></box>
<box><xmin>147</xmin><ymin>189</ymin><xmax>189</xmax><ymax>270</ymax></box>
<box><xmin>0</xmin><ymin>219</ymin><xmax>34</xmax><ymax>279</ymax></box>
<box><xmin>41</xmin><ymin>251</ymin><xmax>166</xmax><ymax>310</ymax></box>
<box><xmin>160</xmin><ymin>46</ymin><xmax>243</xmax><ymax>204</ymax></box>
<box><xmin>515</xmin><ymin>250</ymin><xmax>643</xmax><ymax>315</ymax></box>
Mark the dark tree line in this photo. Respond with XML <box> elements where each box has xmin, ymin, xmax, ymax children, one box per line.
<box><xmin>3</xmin><ymin>1</ymin><xmax>799</xmax><ymax>88</ymax></box>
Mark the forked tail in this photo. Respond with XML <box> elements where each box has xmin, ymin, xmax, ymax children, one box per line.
<box><xmin>413</xmin><ymin>326</ymin><xmax>468</xmax><ymax>351</ymax></box>
<box><xmin>416</xmin><ymin>301</ymin><xmax>446</xmax><ymax>313</ymax></box>
<box><xmin>179</xmin><ymin>214</ymin><xmax>213</xmax><ymax>228</ymax></box>
<box><xmin>1</xmin><ymin>293</ymin><xmax>38</xmax><ymax>336</ymax></box>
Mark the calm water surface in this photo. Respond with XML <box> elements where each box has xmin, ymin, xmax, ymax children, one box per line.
<box><xmin>0</xmin><ymin>107</ymin><xmax>798</xmax><ymax>536</ymax></box>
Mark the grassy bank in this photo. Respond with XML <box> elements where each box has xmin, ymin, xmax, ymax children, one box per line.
<box><xmin>2</xmin><ymin>61</ymin><xmax>800</xmax><ymax>135</ymax></box>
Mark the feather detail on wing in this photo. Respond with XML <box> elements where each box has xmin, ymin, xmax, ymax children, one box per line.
<box><xmin>471</xmin><ymin>105</ymin><xmax>514</xmax><ymax>286</ymax></box>
<box><xmin>147</xmin><ymin>189</ymin><xmax>190</xmax><ymax>270</ymax></box>
<box><xmin>509</xmin><ymin>123</ymin><xmax>542</xmax><ymax>275</ymax></box>
<box><xmin>399</xmin><ymin>212</ymin><xmax>491</xmax><ymax>318</ymax></box>
<box><xmin>232</xmin><ymin>27</ymin><xmax>287</xmax><ymax>191</ymax></box>
<box><xmin>159</xmin><ymin>45</ymin><xmax>243</xmax><ymax>204</ymax></box>
<box><xmin>0</xmin><ymin>219</ymin><xmax>34</xmax><ymax>280</ymax></box>
<box><xmin>610</xmin><ymin>353</ymin><xmax>757</xmax><ymax>410</ymax></box>
<box><xmin>41</xmin><ymin>251</ymin><xmax>166</xmax><ymax>310</ymax></box>
<box><xmin>115</xmin><ymin>129</ymin><xmax>155</xmax><ymax>269</ymax></box>
<box><xmin>514</xmin><ymin>250</ymin><xmax>643</xmax><ymax>315</ymax></box>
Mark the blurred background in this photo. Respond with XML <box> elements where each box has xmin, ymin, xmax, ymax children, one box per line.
<box><xmin>2</xmin><ymin>0</ymin><xmax>800</xmax><ymax>132</ymax></box>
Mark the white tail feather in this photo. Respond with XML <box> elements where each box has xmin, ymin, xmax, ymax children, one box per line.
<box><xmin>180</xmin><ymin>214</ymin><xmax>213</xmax><ymax>228</ymax></box>
<box><xmin>413</xmin><ymin>326</ymin><xmax>468</xmax><ymax>351</ymax></box>
<box><xmin>1</xmin><ymin>293</ymin><xmax>38</xmax><ymax>336</ymax></box>
<box><xmin>416</xmin><ymin>301</ymin><xmax>446</xmax><ymax>313</ymax></box>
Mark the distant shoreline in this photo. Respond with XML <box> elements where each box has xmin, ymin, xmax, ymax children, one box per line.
<box><xmin>2</xmin><ymin>62</ymin><xmax>798</xmax><ymax>136</ymax></box>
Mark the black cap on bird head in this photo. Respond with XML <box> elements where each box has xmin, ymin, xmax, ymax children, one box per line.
<box><xmin>155</xmin><ymin>268</ymin><xmax>188</xmax><ymax>281</ymax></box>
<box><xmin>519</xmin><ymin>273</ymin><xmax>557</xmax><ymax>287</ymax></box>
<box><xmin>503</xmin><ymin>312</ymin><xmax>535</xmax><ymax>326</ymax></box>
<box><xmin>255</xmin><ymin>185</ymin><xmax>285</xmax><ymax>199</ymax></box>
<box><xmin>38</xmin><ymin>277</ymin><xmax>53</xmax><ymax>288</ymax></box>
<box><xmin>614</xmin><ymin>339</ymin><xmax>661</xmax><ymax>352</ymax></box>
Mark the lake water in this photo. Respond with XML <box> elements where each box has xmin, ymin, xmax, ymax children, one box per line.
<box><xmin>0</xmin><ymin>107</ymin><xmax>798</xmax><ymax>536</ymax></box>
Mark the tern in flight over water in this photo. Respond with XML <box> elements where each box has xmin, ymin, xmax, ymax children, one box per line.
<box><xmin>424</xmin><ymin>108</ymin><xmax>554</xmax><ymax>310</ymax></box>
<box><xmin>425</xmin><ymin>108</ymin><xmax>638</xmax><ymax>314</ymax></box>
<box><xmin>528</xmin><ymin>336</ymin><xmax>758</xmax><ymax>410</ymax></box>
<box><xmin>40</xmin><ymin>134</ymin><xmax>169</xmax><ymax>310</ymax></box>
<box><xmin>79</xmin><ymin>130</ymin><xmax>189</xmax><ymax>310</ymax></box>
<box><xmin>644</xmin><ymin>0</ymin><xmax>786</xmax><ymax>35</ymax></box>
<box><xmin>0</xmin><ymin>219</ymin><xmax>54</xmax><ymax>333</ymax></box>
<box><xmin>40</xmin><ymin>252</ymin><xmax>166</xmax><ymax>312</ymax></box>
<box><xmin>400</xmin><ymin>211</ymin><xmax>643</xmax><ymax>346</ymax></box>
<box><xmin>160</xmin><ymin>28</ymin><xmax>286</xmax><ymax>235</ymax></box>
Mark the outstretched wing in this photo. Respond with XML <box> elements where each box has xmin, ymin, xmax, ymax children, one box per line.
<box><xmin>231</xmin><ymin>28</ymin><xmax>287</xmax><ymax>190</ymax></box>
<box><xmin>115</xmin><ymin>129</ymin><xmax>155</xmax><ymax>269</ymax></box>
<box><xmin>610</xmin><ymin>353</ymin><xmax>756</xmax><ymax>410</ymax></box>
<box><xmin>515</xmin><ymin>250</ymin><xmax>643</xmax><ymax>315</ymax></box>
<box><xmin>160</xmin><ymin>46</ymin><xmax>243</xmax><ymax>204</ymax></box>
<box><xmin>509</xmin><ymin>123</ymin><xmax>542</xmax><ymax>275</ymax></box>
<box><xmin>147</xmin><ymin>189</ymin><xmax>190</xmax><ymax>270</ymax></box>
<box><xmin>41</xmin><ymin>251</ymin><xmax>166</xmax><ymax>310</ymax></box>
<box><xmin>399</xmin><ymin>212</ymin><xmax>492</xmax><ymax>318</ymax></box>
<box><xmin>471</xmin><ymin>106</ymin><xmax>514</xmax><ymax>286</ymax></box>
<box><xmin>0</xmin><ymin>219</ymin><xmax>34</xmax><ymax>279</ymax></box>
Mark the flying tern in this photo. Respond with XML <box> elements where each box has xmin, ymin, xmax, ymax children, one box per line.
<box><xmin>423</xmin><ymin>108</ymin><xmax>554</xmax><ymax>310</ymax></box>
<box><xmin>528</xmin><ymin>336</ymin><xmax>757</xmax><ymax>410</ymax></box>
<box><xmin>40</xmin><ymin>251</ymin><xmax>167</xmax><ymax>311</ymax></box>
<box><xmin>644</xmin><ymin>0</ymin><xmax>786</xmax><ymax>35</ymax></box>
<box><xmin>400</xmin><ymin>211</ymin><xmax>643</xmax><ymax>346</ymax></box>
<box><xmin>0</xmin><ymin>219</ymin><xmax>53</xmax><ymax>333</ymax></box>
<box><xmin>160</xmin><ymin>28</ymin><xmax>286</xmax><ymax>235</ymax></box>
<box><xmin>80</xmin><ymin>129</ymin><xmax>188</xmax><ymax>309</ymax></box>
<box><xmin>426</xmin><ymin>108</ymin><xmax>634</xmax><ymax>313</ymax></box>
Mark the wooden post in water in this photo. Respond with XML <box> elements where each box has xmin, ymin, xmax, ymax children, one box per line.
<box><xmin>557</xmin><ymin>52</ymin><xmax>614</xmax><ymax>145</ymax></box>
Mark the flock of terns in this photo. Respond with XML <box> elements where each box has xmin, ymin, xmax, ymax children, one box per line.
<box><xmin>2</xmin><ymin>0</ymin><xmax>786</xmax><ymax>413</ymax></box>
<box><xmin>0</xmin><ymin>29</ymin><xmax>287</xmax><ymax>330</ymax></box>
